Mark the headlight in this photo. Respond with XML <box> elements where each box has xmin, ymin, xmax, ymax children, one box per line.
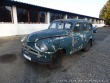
<box><xmin>40</xmin><ymin>44</ymin><xmax>48</xmax><ymax>52</ymax></box>
<box><xmin>21</xmin><ymin>35</ymin><xmax>27</xmax><ymax>43</ymax></box>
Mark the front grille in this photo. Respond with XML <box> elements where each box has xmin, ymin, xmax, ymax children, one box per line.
<box><xmin>24</xmin><ymin>45</ymin><xmax>39</xmax><ymax>54</ymax></box>
<box><xmin>23</xmin><ymin>45</ymin><xmax>43</xmax><ymax>58</ymax></box>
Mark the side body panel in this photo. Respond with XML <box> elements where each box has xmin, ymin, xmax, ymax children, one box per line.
<box><xmin>53</xmin><ymin>36</ymin><xmax>73</xmax><ymax>55</ymax></box>
<box><xmin>82</xmin><ymin>23</ymin><xmax>94</xmax><ymax>48</ymax></box>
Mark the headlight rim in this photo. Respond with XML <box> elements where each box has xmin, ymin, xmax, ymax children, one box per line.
<box><xmin>35</xmin><ymin>43</ymin><xmax>48</xmax><ymax>53</ymax></box>
<box><xmin>40</xmin><ymin>44</ymin><xmax>48</xmax><ymax>52</ymax></box>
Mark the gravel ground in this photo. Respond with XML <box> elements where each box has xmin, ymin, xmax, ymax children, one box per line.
<box><xmin>0</xmin><ymin>27</ymin><xmax>110</xmax><ymax>83</ymax></box>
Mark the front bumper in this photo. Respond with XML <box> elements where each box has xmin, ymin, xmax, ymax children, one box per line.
<box><xmin>22</xmin><ymin>46</ymin><xmax>52</xmax><ymax>64</ymax></box>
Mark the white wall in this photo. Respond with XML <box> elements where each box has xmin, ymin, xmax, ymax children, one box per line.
<box><xmin>18</xmin><ymin>24</ymin><xmax>49</xmax><ymax>35</ymax></box>
<box><xmin>0</xmin><ymin>23</ymin><xmax>49</xmax><ymax>37</ymax></box>
<box><xmin>0</xmin><ymin>24</ymin><xmax>18</xmax><ymax>37</ymax></box>
<box><xmin>93</xmin><ymin>24</ymin><xmax>105</xmax><ymax>27</ymax></box>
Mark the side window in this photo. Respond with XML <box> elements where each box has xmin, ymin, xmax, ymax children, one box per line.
<box><xmin>88</xmin><ymin>23</ymin><xmax>92</xmax><ymax>31</ymax></box>
<box><xmin>64</xmin><ymin>22</ymin><xmax>72</xmax><ymax>29</ymax></box>
<box><xmin>50</xmin><ymin>23</ymin><xmax>56</xmax><ymax>29</ymax></box>
<box><xmin>82</xmin><ymin>23</ymin><xmax>92</xmax><ymax>31</ymax></box>
<box><xmin>58</xmin><ymin>23</ymin><xmax>64</xmax><ymax>29</ymax></box>
<box><xmin>73</xmin><ymin>23</ymin><xmax>81</xmax><ymax>32</ymax></box>
<box><xmin>82</xmin><ymin>23</ymin><xmax>89</xmax><ymax>31</ymax></box>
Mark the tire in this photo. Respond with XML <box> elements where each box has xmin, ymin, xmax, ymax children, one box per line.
<box><xmin>48</xmin><ymin>50</ymin><xmax>64</xmax><ymax>69</ymax></box>
<box><xmin>83</xmin><ymin>40</ymin><xmax>91</xmax><ymax>52</ymax></box>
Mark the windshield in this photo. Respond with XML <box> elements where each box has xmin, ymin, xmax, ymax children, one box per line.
<box><xmin>49</xmin><ymin>21</ymin><xmax>72</xmax><ymax>30</ymax></box>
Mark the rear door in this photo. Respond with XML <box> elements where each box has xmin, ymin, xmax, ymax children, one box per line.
<box><xmin>73</xmin><ymin>22</ymin><xmax>84</xmax><ymax>52</ymax></box>
<box><xmin>82</xmin><ymin>23</ymin><xmax>93</xmax><ymax>47</ymax></box>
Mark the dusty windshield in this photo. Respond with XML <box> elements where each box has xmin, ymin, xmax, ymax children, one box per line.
<box><xmin>49</xmin><ymin>21</ymin><xmax>72</xmax><ymax>30</ymax></box>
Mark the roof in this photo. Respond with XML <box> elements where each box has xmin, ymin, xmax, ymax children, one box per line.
<box><xmin>1</xmin><ymin>0</ymin><xmax>103</xmax><ymax>20</ymax></box>
<box><xmin>53</xmin><ymin>19</ymin><xmax>91</xmax><ymax>23</ymax></box>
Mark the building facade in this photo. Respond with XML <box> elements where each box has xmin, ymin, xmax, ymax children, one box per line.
<box><xmin>0</xmin><ymin>1</ymin><xmax>105</xmax><ymax>37</ymax></box>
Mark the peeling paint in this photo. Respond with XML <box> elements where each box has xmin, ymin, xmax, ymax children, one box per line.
<box><xmin>44</xmin><ymin>56</ymin><xmax>46</xmax><ymax>58</ymax></box>
<box><xmin>49</xmin><ymin>40</ymin><xmax>52</xmax><ymax>42</ymax></box>
<box><xmin>54</xmin><ymin>36</ymin><xmax>66</xmax><ymax>40</ymax></box>
<box><xmin>35</xmin><ymin>39</ymin><xmax>38</xmax><ymax>42</ymax></box>
<box><xmin>45</xmin><ymin>52</ymin><xmax>54</xmax><ymax>54</ymax></box>
<box><xmin>52</xmin><ymin>45</ymin><xmax>56</xmax><ymax>50</ymax></box>
<box><xmin>90</xmin><ymin>36</ymin><xmax>92</xmax><ymax>39</ymax></box>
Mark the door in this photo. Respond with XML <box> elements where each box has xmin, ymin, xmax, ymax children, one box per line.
<box><xmin>72</xmin><ymin>22</ymin><xmax>84</xmax><ymax>52</ymax></box>
<box><xmin>82</xmin><ymin>23</ymin><xmax>93</xmax><ymax>47</ymax></box>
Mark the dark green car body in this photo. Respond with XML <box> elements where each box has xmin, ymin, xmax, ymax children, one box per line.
<box><xmin>22</xmin><ymin>19</ymin><xmax>94</xmax><ymax>64</ymax></box>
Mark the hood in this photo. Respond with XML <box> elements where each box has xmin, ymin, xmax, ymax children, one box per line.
<box><xmin>27</xmin><ymin>29</ymin><xmax>69</xmax><ymax>42</ymax></box>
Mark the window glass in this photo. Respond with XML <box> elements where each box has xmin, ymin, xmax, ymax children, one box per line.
<box><xmin>58</xmin><ymin>23</ymin><xmax>64</xmax><ymax>29</ymax></box>
<box><xmin>50</xmin><ymin>13</ymin><xmax>64</xmax><ymax>22</ymax></box>
<box><xmin>0</xmin><ymin>6</ymin><xmax>12</xmax><ymax>22</ymax></box>
<box><xmin>49</xmin><ymin>22</ymin><xmax>57</xmax><ymax>29</ymax></box>
<box><xmin>49</xmin><ymin>21</ymin><xmax>72</xmax><ymax>30</ymax></box>
<box><xmin>17</xmin><ymin>8</ymin><xmax>46</xmax><ymax>23</ymax></box>
<box><xmin>50</xmin><ymin>13</ymin><xmax>55</xmax><ymax>22</ymax></box>
<box><xmin>78</xmin><ymin>16</ymin><xmax>84</xmax><ymax>19</ymax></box>
<box><xmin>83</xmin><ymin>23</ymin><xmax>88</xmax><ymax>31</ymax></box>
<box><xmin>60</xmin><ymin>14</ymin><xmax>65</xmax><ymax>19</ymax></box>
<box><xmin>87</xmin><ymin>24</ymin><xmax>92</xmax><ymax>31</ymax></box>
<box><xmin>82</xmin><ymin>23</ymin><xmax>92</xmax><ymax>31</ymax></box>
<box><xmin>17</xmin><ymin>8</ymin><xmax>28</xmax><ymax>22</ymax></box>
<box><xmin>30</xmin><ymin>10</ymin><xmax>38</xmax><ymax>23</ymax></box>
<box><xmin>55</xmin><ymin>14</ymin><xmax>59</xmax><ymax>19</ymax></box>
<box><xmin>67</xmin><ymin>15</ymin><xmax>73</xmax><ymax>19</ymax></box>
<box><xmin>65</xmin><ymin>23</ymin><xmax>72</xmax><ymax>29</ymax></box>
<box><xmin>39</xmin><ymin>11</ymin><xmax>45</xmax><ymax>23</ymax></box>
<box><xmin>74</xmin><ymin>23</ymin><xmax>81</xmax><ymax>32</ymax></box>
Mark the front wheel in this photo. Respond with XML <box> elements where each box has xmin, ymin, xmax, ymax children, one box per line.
<box><xmin>48</xmin><ymin>50</ymin><xmax>64</xmax><ymax>69</ymax></box>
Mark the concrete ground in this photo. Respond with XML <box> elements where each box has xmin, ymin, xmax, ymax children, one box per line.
<box><xmin>0</xmin><ymin>27</ymin><xmax>110</xmax><ymax>83</ymax></box>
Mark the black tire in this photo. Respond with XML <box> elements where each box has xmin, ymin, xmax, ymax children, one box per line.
<box><xmin>48</xmin><ymin>50</ymin><xmax>64</xmax><ymax>69</ymax></box>
<box><xmin>83</xmin><ymin>40</ymin><xmax>91</xmax><ymax>52</ymax></box>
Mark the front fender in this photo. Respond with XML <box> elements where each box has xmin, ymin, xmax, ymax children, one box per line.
<box><xmin>36</xmin><ymin>38</ymin><xmax>55</xmax><ymax>52</ymax></box>
<box><xmin>36</xmin><ymin>36</ymin><xmax>73</xmax><ymax>55</ymax></box>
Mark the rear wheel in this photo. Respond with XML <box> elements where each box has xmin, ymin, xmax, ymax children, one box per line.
<box><xmin>83</xmin><ymin>40</ymin><xmax>91</xmax><ymax>52</ymax></box>
<box><xmin>48</xmin><ymin>50</ymin><xmax>64</xmax><ymax>69</ymax></box>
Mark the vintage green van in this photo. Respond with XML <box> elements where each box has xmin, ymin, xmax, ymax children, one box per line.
<box><xmin>21</xmin><ymin>19</ymin><xmax>95</xmax><ymax>68</ymax></box>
